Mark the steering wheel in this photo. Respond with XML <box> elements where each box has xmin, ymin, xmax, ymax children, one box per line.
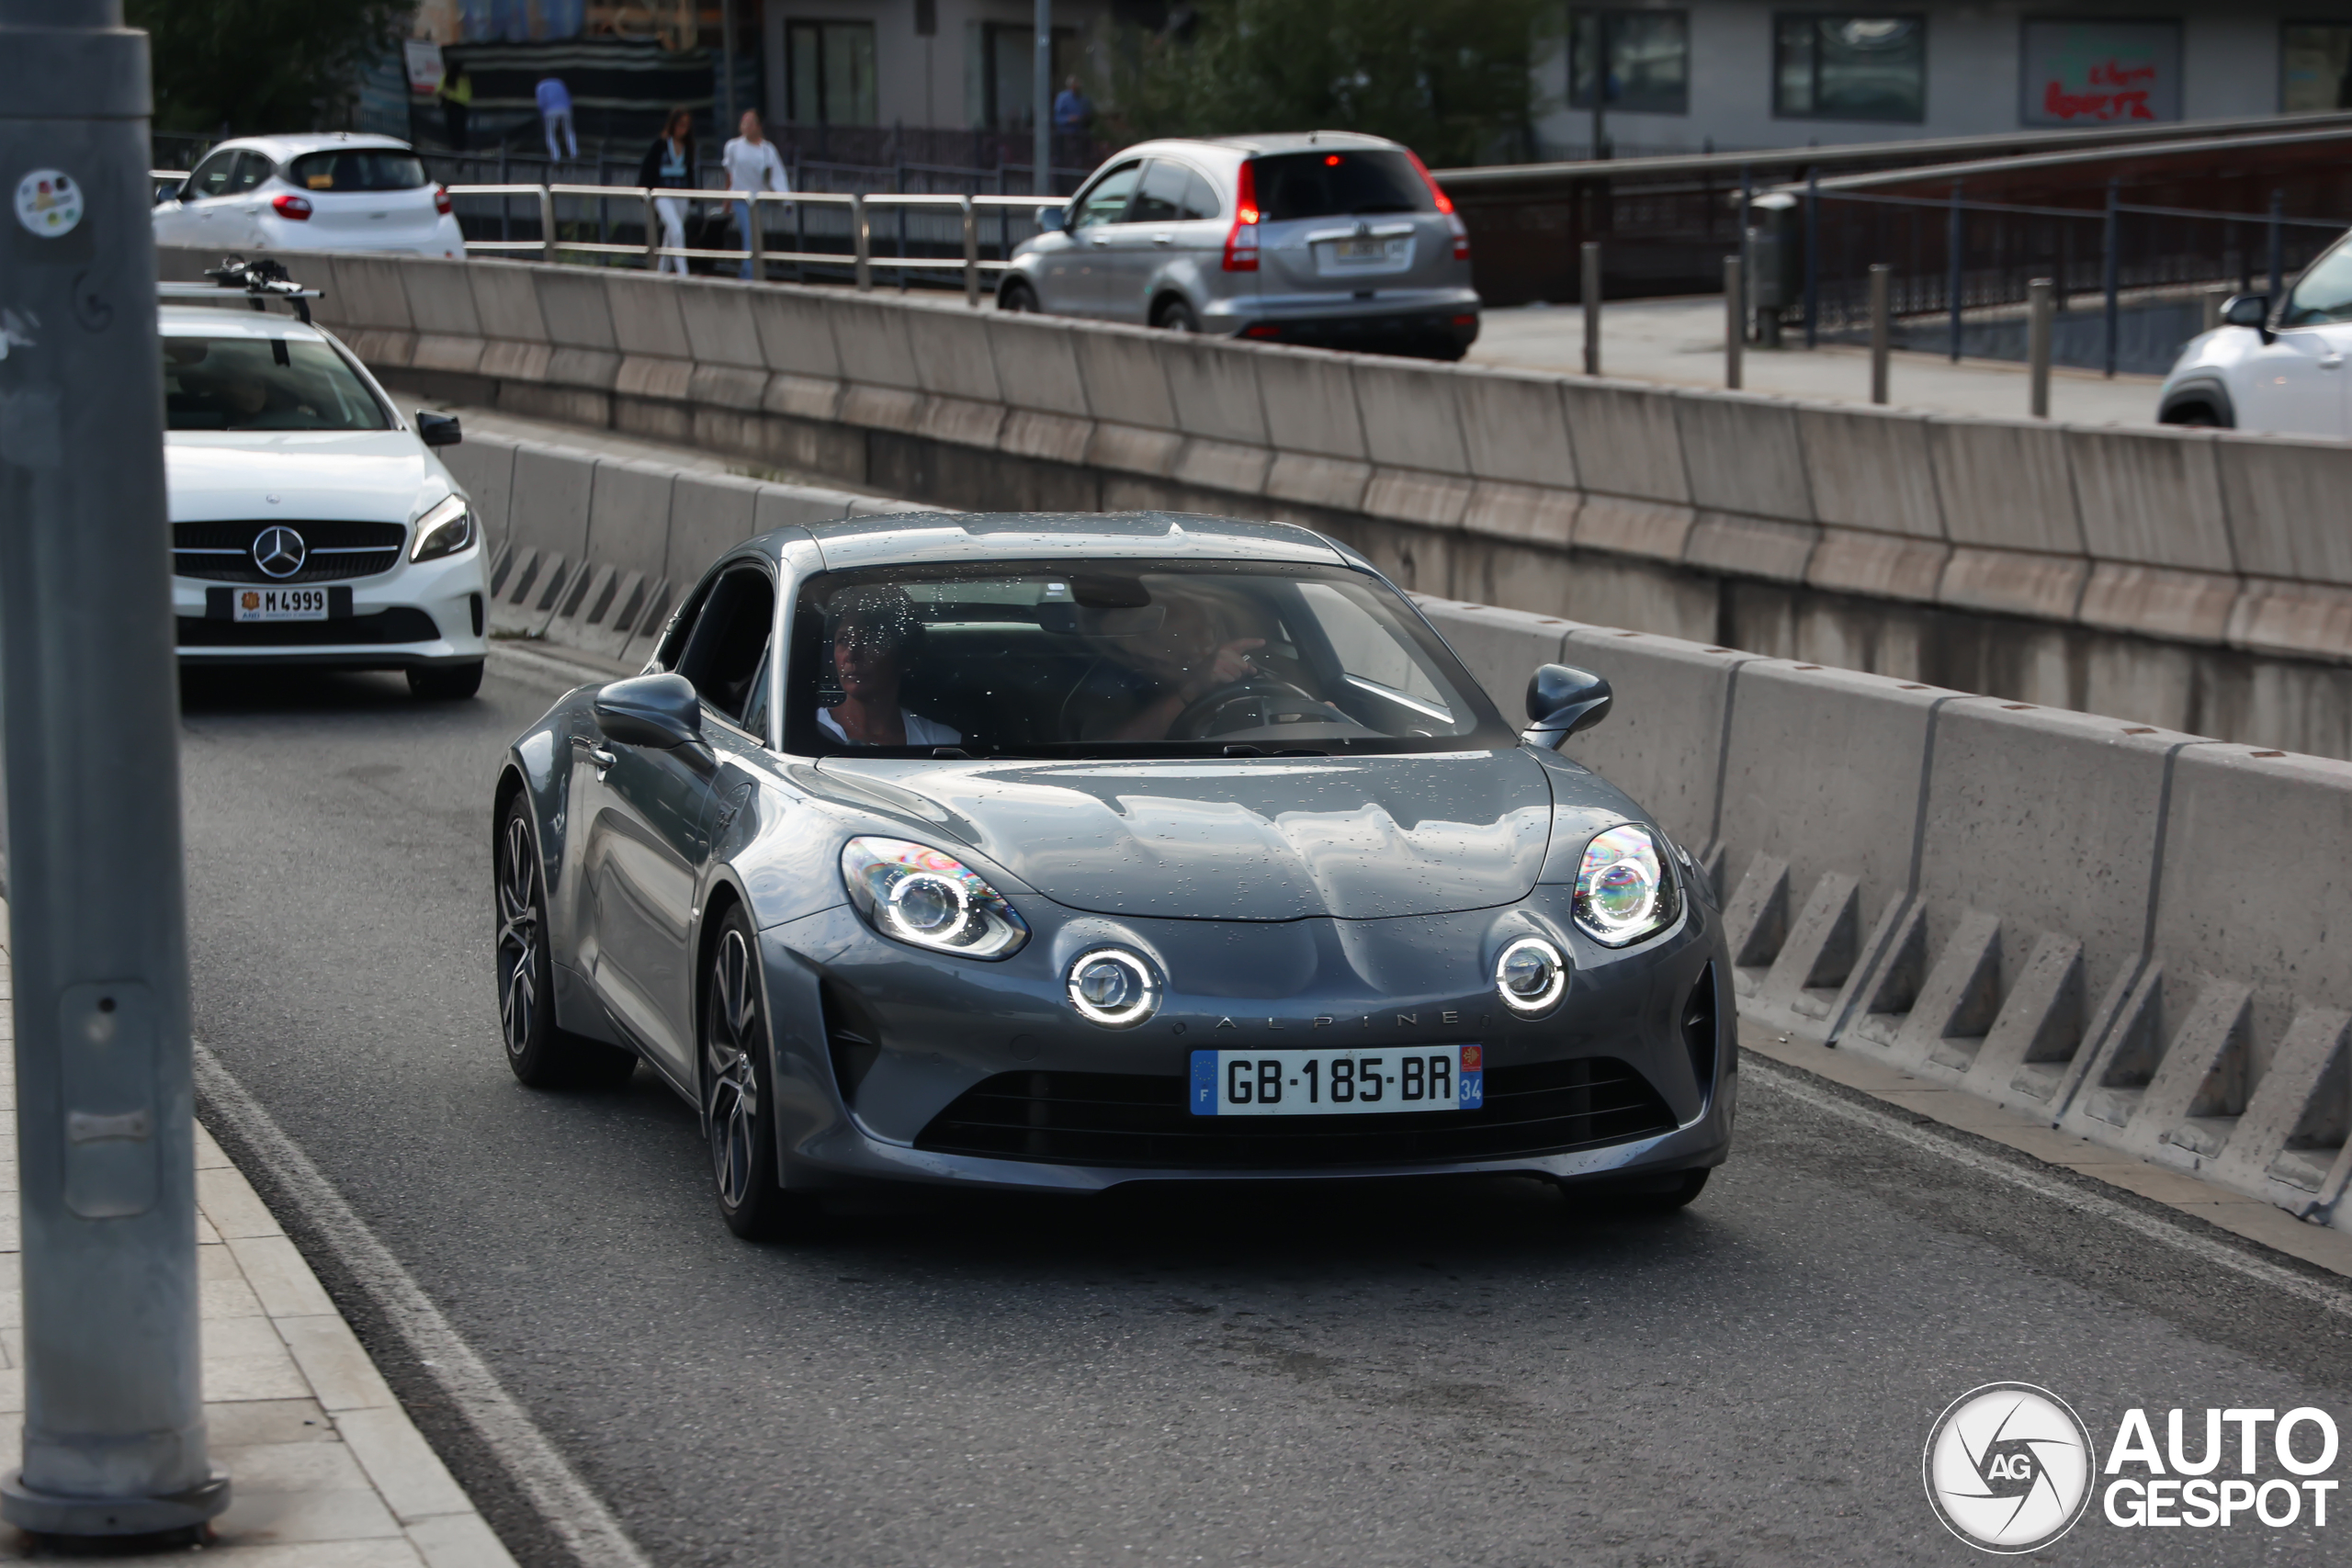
<box><xmin>1170</xmin><ymin>676</ymin><xmax>1340</xmax><ymax>739</ymax></box>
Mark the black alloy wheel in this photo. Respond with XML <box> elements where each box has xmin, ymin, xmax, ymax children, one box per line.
<box><xmin>495</xmin><ymin>797</ymin><xmax>635</xmax><ymax>1089</ymax></box>
<box><xmin>1153</xmin><ymin>297</ymin><xmax>1200</xmax><ymax>333</ymax></box>
<box><xmin>702</xmin><ymin>906</ymin><xmax>804</xmax><ymax>1239</ymax></box>
<box><xmin>998</xmin><ymin>278</ymin><xmax>1039</xmax><ymax>313</ymax></box>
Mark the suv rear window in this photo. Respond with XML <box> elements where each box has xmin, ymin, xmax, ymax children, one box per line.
<box><xmin>287</xmin><ymin>150</ymin><xmax>428</xmax><ymax>192</ymax></box>
<box><xmin>1254</xmin><ymin>150</ymin><xmax>1431</xmax><ymax>222</ymax></box>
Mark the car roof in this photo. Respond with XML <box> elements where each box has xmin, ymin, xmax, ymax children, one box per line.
<box><xmin>1193</xmin><ymin>130</ymin><xmax>1406</xmax><ymax>156</ymax></box>
<box><xmin>782</xmin><ymin>511</ymin><xmax>1351</xmax><ymax>571</ymax></box>
<box><xmin>157</xmin><ymin>304</ymin><xmax>328</xmax><ymax>340</ymax></box>
<box><xmin>196</xmin><ymin>132</ymin><xmax>414</xmax><ymax>164</ymax></box>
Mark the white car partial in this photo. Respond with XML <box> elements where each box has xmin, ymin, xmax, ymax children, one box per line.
<box><xmin>164</xmin><ymin>281</ymin><xmax>488</xmax><ymax>697</ymax></box>
<box><xmin>2159</xmin><ymin>229</ymin><xmax>2352</xmax><ymax>438</ymax></box>
<box><xmin>153</xmin><ymin>133</ymin><xmax>464</xmax><ymax>259</ymax></box>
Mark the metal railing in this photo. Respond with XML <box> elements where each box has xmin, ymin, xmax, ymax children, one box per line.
<box><xmin>444</xmin><ymin>184</ymin><xmax>1051</xmax><ymax>301</ymax></box>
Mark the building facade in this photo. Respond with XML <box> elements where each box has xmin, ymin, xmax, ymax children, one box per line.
<box><xmin>758</xmin><ymin>0</ymin><xmax>1118</xmax><ymax>133</ymax></box>
<box><xmin>1538</xmin><ymin>2</ymin><xmax>2352</xmax><ymax>158</ymax></box>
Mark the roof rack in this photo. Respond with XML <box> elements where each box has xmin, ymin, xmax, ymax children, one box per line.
<box><xmin>156</xmin><ymin>256</ymin><xmax>320</xmax><ymax>324</ymax></box>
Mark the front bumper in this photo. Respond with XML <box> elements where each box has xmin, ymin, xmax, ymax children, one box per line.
<box><xmin>758</xmin><ymin>888</ymin><xmax>1733</xmax><ymax>1195</ymax></box>
<box><xmin>173</xmin><ymin>545</ymin><xmax>489</xmax><ymax>669</ymax></box>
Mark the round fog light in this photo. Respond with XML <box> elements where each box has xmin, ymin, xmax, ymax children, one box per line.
<box><xmin>1494</xmin><ymin>936</ymin><xmax>1567</xmax><ymax>1016</ymax></box>
<box><xmin>1066</xmin><ymin>948</ymin><xmax>1161</xmax><ymax>1029</ymax></box>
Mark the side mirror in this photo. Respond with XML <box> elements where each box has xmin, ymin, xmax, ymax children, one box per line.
<box><xmin>1521</xmin><ymin>663</ymin><xmax>1612</xmax><ymax>750</ymax></box>
<box><xmin>2222</xmin><ymin>293</ymin><xmax>2273</xmax><ymax>342</ymax></box>
<box><xmin>594</xmin><ymin>672</ymin><xmax>703</xmax><ymax>749</ymax></box>
<box><xmin>416</xmin><ymin>411</ymin><xmax>462</xmax><ymax>447</ymax></box>
<box><xmin>1035</xmin><ymin>204</ymin><xmax>1067</xmax><ymax>232</ymax></box>
<box><xmin>155</xmin><ymin>180</ymin><xmax>185</xmax><ymax>206</ymax></box>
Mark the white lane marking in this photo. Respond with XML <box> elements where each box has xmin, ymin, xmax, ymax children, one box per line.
<box><xmin>1743</xmin><ymin>1055</ymin><xmax>2352</xmax><ymax>1322</ymax></box>
<box><xmin>192</xmin><ymin>1043</ymin><xmax>655</xmax><ymax>1568</ymax></box>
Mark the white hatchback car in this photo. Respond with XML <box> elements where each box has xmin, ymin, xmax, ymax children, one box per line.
<box><xmin>2159</xmin><ymin>230</ymin><xmax>2352</xmax><ymax>437</ymax></box>
<box><xmin>164</xmin><ymin>290</ymin><xmax>488</xmax><ymax>696</ymax></box>
<box><xmin>154</xmin><ymin>133</ymin><xmax>464</xmax><ymax>259</ymax></box>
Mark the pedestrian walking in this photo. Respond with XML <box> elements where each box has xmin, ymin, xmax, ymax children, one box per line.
<box><xmin>721</xmin><ymin>109</ymin><xmax>790</xmax><ymax>281</ymax></box>
<box><xmin>638</xmin><ymin>107</ymin><xmax>696</xmax><ymax>276</ymax></box>
<box><xmin>439</xmin><ymin>68</ymin><xmax>474</xmax><ymax>152</ymax></box>
<box><xmin>537</xmin><ymin>75</ymin><xmax>576</xmax><ymax>163</ymax></box>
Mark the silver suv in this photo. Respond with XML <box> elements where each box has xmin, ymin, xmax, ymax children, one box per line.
<box><xmin>998</xmin><ymin>131</ymin><xmax>1481</xmax><ymax>360</ymax></box>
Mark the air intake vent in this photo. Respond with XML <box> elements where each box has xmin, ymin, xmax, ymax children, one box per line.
<box><xmin>1682</xmin><ymin>964</ymin><xmax>1719</xmax><ymax>1103</ymax></box>
<box><xmin>821</xmin><ymin>981</ymin><xmax>882</xmax><ymax>1106</ymax></box>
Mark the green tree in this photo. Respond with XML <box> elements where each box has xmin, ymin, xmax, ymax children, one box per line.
<box><xmin>130</xmin><ymin>0</ymin><xmax>410</xmax><ymax>138</ymax></box>
<box><xmin>1106</xmin><ymin>0</ymin><xmax>1553</xmax><ymax>169</ymax></box>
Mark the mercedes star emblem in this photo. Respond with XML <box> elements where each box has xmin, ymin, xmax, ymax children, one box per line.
<box><xmin>253</xmin><ymin>525</ymin><xmax>308</xmax><ymax>580</ymax></box>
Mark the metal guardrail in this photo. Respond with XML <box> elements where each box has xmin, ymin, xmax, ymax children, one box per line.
<box><xmin>445</xmin><ymin>184</ymin><xmax>1046</xmax><ymax>302</ymax></box>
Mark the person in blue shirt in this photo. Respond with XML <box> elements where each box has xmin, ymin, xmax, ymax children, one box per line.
<box><xmin>536</xmin><ymin>77</ymin><xmax>575</xmax><ymax>162</ymax></box>
<box><xmin>1052</xmin><ymin>76</ymin><xmax>1092</xmax><ymax>136</ymax></box>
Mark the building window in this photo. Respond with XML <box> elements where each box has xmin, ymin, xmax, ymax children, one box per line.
<box><xmin>2018</xmin><ymin>20</ymin><xmax>2182</xmax><ymax>126</ymax></box>
<box><xmin>786</xmin><ymin>20</ymin><xmax>877</xmax><ymax>127</ymax></box>
<box><xmin>1569</xmin><ymin>10</ymin><xmax>1690</xmax><ymax>116</ymax></box>
<box><xmin>2284</xmin><ymin>24</ymin><xmax>2352</xmax><ymax>111</ymax></box>
<box><xmin>1774</xmin><ymin>16</ymin><xmax>1926</xmax><ymax>122</ymax></box>
<box><xmin>969</xmin><ymin>21</ymin><xmax>1079</xmax><ymax>130</ymax></box>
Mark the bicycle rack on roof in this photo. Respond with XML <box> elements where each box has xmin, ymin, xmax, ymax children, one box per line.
<box><xmin>156</xmin><ymin>256</ymin><xmax>321</xmax><ymax>324</ymax></box>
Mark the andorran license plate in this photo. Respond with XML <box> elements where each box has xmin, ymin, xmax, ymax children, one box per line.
<box><xmin>232</xmin><ymin>586</ymin><xmax>328</xmax><ymax>622</ymax></box>
<box><xmin>1190</xmin><ymin>1045</ymin><xmax>1483</xmax><ymax>1117</ymax></box>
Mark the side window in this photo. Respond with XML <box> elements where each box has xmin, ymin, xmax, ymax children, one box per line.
<box><xmin>676</xmin><ymin>566</ymin><xmax>775</xmax><ymax>729</ymax></box>
<box><xmin>187</xmin><ymin>151</ymin><xmax>239</xmax><ymax>199</ymax></box>
<box><xmin>1180</xmin><ymin>168</ymin><xmax>1222</xmax><ymax>221</ymax></box>
<box><xmin>2284</xmin><ymin>242</ymin><xmax>2352</xmax><ymax>328</ymax></box>
<box><xmin>652</xmin><ymin>570</ymin><xmax>719</xmax><ymax>671</ymax></box>
<box><xmin>1072</xmin><ymin>161</ymin><xmax>1141</xmax><ymax>229</ymax></box>
<box><xmin>230</xmin><ymin>152</ymin><xmax>274</xmax><ymax>194</ymax></box>
<box><xmin>1128</xmin><ymin>160</ymin><xmax>1189</xmax><ymax>224</ymax></box>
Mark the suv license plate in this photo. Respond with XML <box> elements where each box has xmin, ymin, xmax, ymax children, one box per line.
<box><xmin>1190</xmin><ymin>1045</ymin><xmax>1483</xmax><ymax>1117</ymax></box>
<box><xmin>1319</xmin><ymin>236</ymin><xmax>1412</xmax><ymax>274</ymax></box>
<box><xmin>233</xmin><ymin>587</ymin><xmax>328</xmax><ymax>622</ymax></box>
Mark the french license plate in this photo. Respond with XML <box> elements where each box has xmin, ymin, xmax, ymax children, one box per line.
<box><xmin>1319</xmin><ymin>236</ymin><xmax>1412</xmax><ymax>274</ymax></box>
<box><xmin>1190</xmin><ymin>1044</ymin><xmax>1483</xmax><ymax>1117</ymax></box>
<box><xmin>232</xmin><ymin>587</ymin><xmax>328</xmax><ymax>622</ymax></box>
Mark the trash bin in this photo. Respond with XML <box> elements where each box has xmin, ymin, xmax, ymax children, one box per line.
<box><xmin>1747</xmin><ymin>193</ymin><xmax>1802</xmax><ymax>346</ymax></box>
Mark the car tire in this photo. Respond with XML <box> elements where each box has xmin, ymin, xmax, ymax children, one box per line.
<box><xmin>410</xmin><ymin>660</ymin><xmax>484</xmax><ymax>700</ymax></box>
<box><xmin>495</xmin><ymin>796</ymin><xmax>637</xmax><ymax>1090</ymax></box>
<box><xmin>701</xmin><ymin>905</ymin><xmax>811</xmax><ymax>1240</ymax></box>
<box><xmin>999</xmin><ymin>278</ymin><xmax>1039</xmax><ymax>313</ymax></box>
<box><xmin>1152</xmin><ymin>297</ymin><xmax>1200</xmax><ymax>333</ymax></box>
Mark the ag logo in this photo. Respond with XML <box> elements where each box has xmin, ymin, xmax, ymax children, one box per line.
<box><xmin>1923</xmin><ymin>1382</ymin><xmax>2094</xmax><ymax>1553</ymax></box>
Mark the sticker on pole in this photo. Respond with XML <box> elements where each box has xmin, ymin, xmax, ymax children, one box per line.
<box><xmin>15</xmin><ymin>170</ymin><xmax>85</xmax><ymax>238</ymax></box>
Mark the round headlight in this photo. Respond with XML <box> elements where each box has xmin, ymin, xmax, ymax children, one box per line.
<box><xmin>1494</xmin><ymin>935</ymin><xmax>1567</xmax><ymax>1016</ymax></box>
<box><xmin>1572</xmin><ymin>824</ymin><xmax>1679</xmax><ymax>947</ymax></box>
<box><xmin>840</xmin><ymin>838</ymin><xmax>1028</xmax><ymax>960</ymax></box>
<box><xmin>1066</xmin><ymin>948</ymin><xmax>1161</xmax><ymax>1029</ymax></box>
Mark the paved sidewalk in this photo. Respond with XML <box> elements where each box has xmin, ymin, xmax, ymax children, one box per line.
<box><xmin>0</xmin><ymin>924</ymin><xmax>514</xmax><ymax>1566</ymax></box>
<box><xmin>1470</xmin><ymin>295</ymin><xmax>2167</xmax><ymax>426</ymax></box>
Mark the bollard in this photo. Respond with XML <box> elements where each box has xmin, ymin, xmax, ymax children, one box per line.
<box><xmin>2028</xmin><ymin>276</ymin><xmax>2053</xmax><ymax>420</ymax></box>
<box><xmin>852</xmin><ymin>191</ymin><xmax>871</xmax><ymax>291</ymax></box>
<box><xmin>537</xmin><ymin>183</ymin><xmax>556</xmax><ymax>264</ymax></box>
<box><xmin>2100</xmin><ymin>179</ymin><xmax>2119</xmax><ymax>378</ymax></box>
<box><xmin>1869</xmin><ymin>263</ymin><xmax>1891</xmax><ymax>405</ymax></box>
<box><xmin>0</xmin><ymin>0</ymin><xmax>229</xmax><ymax>1538</ymax></box>
<box><xmin>961</xmin><ymin>195</ymin><xmax>979</xmax><ymax>307</ymax></box>
<box><xmin>1580</xmin><ymin>240</ymin><xmax>1601</xmax><ymax>375</ymax></box>
<box><xmin>2202</xmin><ymin>283</ymin><xmax>2228</xmax><ymax>333</ymax></box>
<box><xmin>1723</xmin><ymin>255</ymin><xmax>1742</xmax><ymax>389</ymax></box>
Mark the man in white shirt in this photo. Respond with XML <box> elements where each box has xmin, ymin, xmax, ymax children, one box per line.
<box><xmin>720</xmin><ymin>110</ymin><xmax>791</xmax><ymax>281</ymax></box>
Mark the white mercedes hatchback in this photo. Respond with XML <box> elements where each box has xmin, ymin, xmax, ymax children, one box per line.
<box><xmin>164</xmin><ymin>300</ymin><xmax>489</xmax><ymax>696</ymax></box>
<box><xmin>153</xmin><ymin>133</ymin><xmax>464</xmax><ymax>259</ymax></box>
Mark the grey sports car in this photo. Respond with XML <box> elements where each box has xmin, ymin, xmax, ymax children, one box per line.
<box><xmin>492</xmin><ymin>512</ymin><xmax>1734</xmax><ymax>1237</ymax></box>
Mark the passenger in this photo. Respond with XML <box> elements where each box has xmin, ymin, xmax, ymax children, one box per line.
<box><xmin>1085</xmin><ymin>589</ymin><xmax>1265</xmax><ymax>741</ymax></box>
<box><xmin>818</xmin><ymin>586</ymin><xmax>961</xmax><ymax>748</ymax></box>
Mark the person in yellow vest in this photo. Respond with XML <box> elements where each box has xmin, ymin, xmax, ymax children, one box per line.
<box><xmin>438</xmin><ymin>69</ymin><xmax>473</xmax><ymax>152</ymax></box>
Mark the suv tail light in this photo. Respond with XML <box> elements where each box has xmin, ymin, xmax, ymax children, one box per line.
<box><xmin>434</xmin><ymin>185</ymin><xmax>453</xmax><ymax>216</ymax></box>
<box><xmin>1222</xmin><ymin>159</ymin><xmax>1260</xmax><ymax>273</ymax></box>
<box><xmin>1403</xmin><ymin>150</ymin><xmax>1470</xmax><ymax>261</ymax></box>
<box><xmin>270</xmin><ymin>193</ymin><xmax>312</xmax><ymax>220</ymax></box>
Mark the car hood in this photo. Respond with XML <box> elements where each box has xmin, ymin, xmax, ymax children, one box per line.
<box><xmin>815</xmin><ymin>750</ymin><xmax>1555</xmax><ymax>920</ymax></box>
<box><xmin>164</xmin><ymin>432</ymin><xmax>443</xmax><ymax>524</ymax></box>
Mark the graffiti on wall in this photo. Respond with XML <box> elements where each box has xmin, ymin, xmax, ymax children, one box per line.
<box><xmin>2020</xmin><ymin>21</ymin><xmax>2182</xmax><ymax>126</ymax></box>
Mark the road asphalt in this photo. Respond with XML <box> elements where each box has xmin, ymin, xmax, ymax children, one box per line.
<box><xmin>175</xmin><ymin>649</ymin><xmax>2351</xmax><ymax>1568</ymax></box>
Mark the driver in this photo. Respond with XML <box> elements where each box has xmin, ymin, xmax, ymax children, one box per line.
<box><xmin>1087</xmin><ymin>590</ymin><xmax>1266</xmax><ymax>742</ymax></box>
<box><xmin>817</xmin><ymin>586</ymin><xmax>961</xmax><ymax>748</ymax></box>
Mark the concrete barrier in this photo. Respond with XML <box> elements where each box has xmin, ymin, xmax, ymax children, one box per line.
<box><xmin>1354</xmin><ymin>359</ymin><xmax>1475</xmax><ymax>530</ymax></box>
<box><xmin>436</xmin><ymin>434</ymin><xmax>517</xmax><ymax>556</ymax></box>
<box><xmin>1674</xmin><ymin>391</ymin><xmax>1816</xmax><ymax>584</ymax></box>
<box><xmin>1452</xmin><ymin>367</ymin><xmax>1578</xmax><ymax>546</ymax></box>
<box><xmin>1256</xmin><ymin>345</ymin><xmax>1370</xmax><ymax>513</ymax></box>
<box><xmin>1558</xmin><ymin>626</ymin><xmax>1754</xmax><ymax>863</ymax></box>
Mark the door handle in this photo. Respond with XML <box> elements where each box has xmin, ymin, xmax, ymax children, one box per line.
<box><xmin>1090</xmin><ymin>233</ymin><xmax>1110</xmax><ymax>246</ymax></box>
<box><xmin>2322</xmin><ymin>355</ymin><xmax>2345</xmax><ymax>370</ymax></box>
<box><xmin>1153</xmin><ymin>232</ymin><xmax>1174</xmax><ymax>245</ymax></box>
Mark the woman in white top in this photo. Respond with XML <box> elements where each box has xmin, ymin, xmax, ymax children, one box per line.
<box><xmin>720</xmin><ymin>110</ymin><xmax>791</xmax><ymax>281</ymax></box>
<box><xmin>817</xmin><ymin>586</ymin><xmax>961</xmax><ymax>749</ymax></box>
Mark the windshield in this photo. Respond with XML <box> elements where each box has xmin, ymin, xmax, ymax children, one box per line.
<box><xmin>1254</xmin><ymin>150</ymin><xmax>1432</xmax><ymax>222</ymax></box>
<box><xmin>287</xmin><ymin>149</ymin><xmax>428</xmax><ymax>192</ymax></box>
<box><xmin>786</xmin><ymin>559</ymin><xmax>1511</xmax><ymax>759</ymax></box>
<box><xmin>163</xmin><ymin>335</ymin><xmax>390</xmax><ymax>432</ymax></box>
